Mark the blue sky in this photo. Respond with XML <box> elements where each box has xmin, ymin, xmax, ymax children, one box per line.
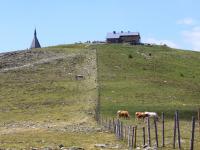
<box><xmin>0</xmin><ymin>0</ymin><xmax>200</xmax><ymax>52</ymax></box>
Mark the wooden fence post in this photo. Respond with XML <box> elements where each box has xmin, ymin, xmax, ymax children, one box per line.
<box><xmin>120</xmin><ymin>121</ymin><xmax>123</xmax><ymax>139</ymax></box>
<box><xmin>119</xmin><ymin>120</ymin><xmax>121</xmax><ymax>139</ymax></box>
<box><xmin>117</xmin><ymin>119</ymin><xmax>120</xmax><ymax>139</ymax></box>
<box><xmin>113</xmin><ymin>118</ymin><xmax>116</xmax><ymax>133</ymax></box>
<box><xmin>143</xmin><ymin>127</ymin><xmax>145</xmax><ymax>146</ymax></box>
<box><xmin>128</xmin><ymin>126</ymin><xmax>131</xmax><ymax>148</ymax></box>
<box><xmin>105</xmin><ymin>117</ymin><xmax>108</xmax><ymax>128</ymax></box>
<box><xmin>131</xmin><ymin>126</ymin><xmax>135</xmax><ymax>149</ymax></box>
<box><xmin>124</xmin><ymin>125</ymin><xmax>127</xmax><ymax>140</ymax></box>
<box><xmin>134</xmin><ymin>126</ymin><xmax>137</xmax><ymax>148</ymax></box>
<box><xmin>100</xmin><ymin>115</ymin><xmax>102</xmax><ymax>125</ymax></box>
<box><xmin>147</xmin><ymin>117</ymin><xmax>151</xmax><ymax>147</ymax></box>
<box><xmin>115</xmin><ymin>121</ymin><xmax>118</xmax><ymax>138</ymax></box>
<box><xmin>190</xmin><ymin>117</ymin><xmax>195</xmax><ymax>150</ymax></box>
<box><xmin>173</xmin><ymin>112</ymin><xmax>177</xmax><ymax>149</ymax></box>
<box><xmin>98</xmin><ymin>115</ymin><xmax>101</xmax><ymax>125</ymax></box>
<box><xmin>117</xmin><ymin>120</ymin><xmax>119</xmax><ymax>138</ymax></box>
<box><xmin>108</xmin><ymin>119</ymin><xmax>111</xmax><ymax>131</ymax></box>
<box><xmin>162</xmin><ymin>112</ymin><xmax>165</xmax><ymax>147</ymax></box>
<box><xmin>198</xmin><ymin>108</ymin><xmax>200</xmax><ymax>132</ymax></box>
<box><xmin>176</xmin><ymin>111</ymin><xmax>181</xmax><ymax>149</ymax></box>
<box><xmin>154</xmin><ymin>117</ymin><xmax>158</xmax><ymax>148</ymax></box>
<box><xmin>117</xmin><ymin>122</ymin><xmax>119</xmax><ymax>138</ymax></box>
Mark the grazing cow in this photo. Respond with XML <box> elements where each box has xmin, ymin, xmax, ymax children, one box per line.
<box><xmin>145</xmin><ymin>112</ymin><xmax>159</xmax><ymax>120</ymax></box>
<box><xmin>135</xmin><ymin>112</ymin><xmax>149</xmax><ymax>120</ymax></box>
<box><xmin>117</xmin><ymin>110</ymin><xmax>130</xmax><ymax>119</ymax></box>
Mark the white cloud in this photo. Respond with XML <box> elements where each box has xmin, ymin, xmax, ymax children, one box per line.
<box><xmin>177</xmin><ymin>18</ymin><xmax>196</xmax><ymax>25</ymax></box>
<box><xmin>182</xmin><ymin>26</ymin><xmax>200</xmax><ymax>51</ymax></box>
<box><xmin>144</xmin><ymin>38</ymin><xmax>179</xmax><ymax>49</ymax></box>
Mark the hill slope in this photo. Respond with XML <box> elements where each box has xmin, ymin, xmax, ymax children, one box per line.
<box><xmin>0</xmin><ymin>45</ymin><xmax>125</xmax><ymax>149</ymax></box>
<box><xmin>96</xmin><ymin>44</ymin><xmax>200</xmax><ymax>149</ymax></box>
<box><xmin>1</xmin><ymin>43</ymin><xmax>200</xmax><ymax>149</ymax></box>
<box><xmin>96</xmin><ymin>44</ymin><xmax>200</xmax><ymax>118</ymax></box>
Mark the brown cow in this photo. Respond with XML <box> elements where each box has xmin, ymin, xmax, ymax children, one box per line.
<box><xmin>117</xmin><ymin>110</ymin><xmax>130</xmax><ymax>119</ymax></box>
<box><xmin>135</xmin><ymin>112</ymin><xmax>149</xmax><ymax>120</ymax></box>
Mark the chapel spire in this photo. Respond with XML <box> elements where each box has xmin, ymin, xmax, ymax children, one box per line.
<box><xmin>34</xmin><ymin>29</ymin><xmax>37</xmax><ymax>37</ymax></box>
<box><xmin>30</xmin><ymin>28</ymin><xmax>41</xmax><ymax>49</ymax></box>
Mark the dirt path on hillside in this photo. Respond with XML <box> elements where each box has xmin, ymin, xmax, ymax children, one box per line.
<box><xmin>0</xmin><ymin>52</ymin><xmax>78</xmax><ymax>73</ymax></box>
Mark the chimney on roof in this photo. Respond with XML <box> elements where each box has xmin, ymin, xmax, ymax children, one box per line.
<box><xmin>113</xmin><ymin>31</ymin><xmax>116</xmax><ymax>34</ymax></box>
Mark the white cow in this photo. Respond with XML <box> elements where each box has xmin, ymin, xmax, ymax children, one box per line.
<box><xmin>145</xmin><ymin>112</ymin><xmax>159</xmax><ymax>120</ymax></box>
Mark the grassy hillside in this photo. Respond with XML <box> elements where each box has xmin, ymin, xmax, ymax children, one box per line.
<box><xmin>1</xmin><ymin>43</ymin><xmax>200</xmax><ymax>149</ymax></box>
<box><xmin>0</xmin><ymin>44</ymin><xmax>126</xmax><ymax>149</ymax></box>
<box><xmin>96</xmin><ymin>44</ymin><xmax>200</xmax><ymax>119</ymax></box>
<box><xmin>0</xmin><ymin>45</ymin><xmax>95</xmax><ymax>124</ymax></box>
<box><xmin>96</xmin><ymin>44</ymin><xmax>200</xmax><ymax>149</ymax></box>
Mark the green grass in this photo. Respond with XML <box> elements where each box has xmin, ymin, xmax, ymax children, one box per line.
<box><xmin>0</xmin><ymin>47</ymin><xmax>90</xmax><ymax>122</ymax></box>
<box><xmin>0</xmin><ymin>129</ymin><xmax>124</xmax><ymax>149</ymax></box>
<box><xmin>96</xmin><ymin>44</ymin><xmax>200</xmax><ymax>119</ymax></box>
<box><xmin>0</xmin><ymin>44</ymin><xmax>126</xmax><ymax>149</ymax></box>
<box><xmin>1</xmin><ymin>43</ymin><xmax>200</xmax><ymax>149</ymax></box>
<box><xmin>96</xmin><ymin>44</ymin><xmax>200</xmax><ymax>149</ymax></box>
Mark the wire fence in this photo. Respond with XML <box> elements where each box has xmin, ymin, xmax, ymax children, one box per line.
<box><xmin>98</xmin><ymin>109</ymin><xmax>200</xmax><ymax>150</ymax></box>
